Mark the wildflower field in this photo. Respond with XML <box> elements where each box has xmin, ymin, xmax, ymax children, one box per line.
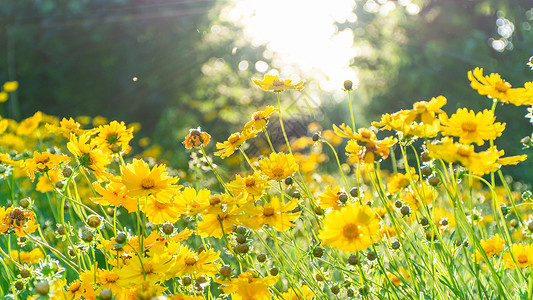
<box><xmin>2</xmin><ymin>63</ymin><xmax>533</xmax><ymax>300</ymax></box>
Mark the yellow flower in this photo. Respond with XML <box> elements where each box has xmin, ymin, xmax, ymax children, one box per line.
<box><xmin>387</xmin><ymin>168</ymin><xmax>418</xmax><ymax>194</ymax></box>
<box><xmin>94</xmin><ymin>120</ymin><xmax>134</xmax><ymax>155</ymax></box>
<box><xmin>253</xmin><ymin>196</ymin><xmax>301</xmax><ymax>231</ymax></box>
<box><xmin>220</xmin><ymin>272</ymin><xmax>278</xmax><ymax>300</ymax></box>
<box><xmin>0</xmin><ymin>206</ymin><xmax>39</xmax><ymax>237</ymax></box>
<box><xmin>280</xmin><ymin>285</ymin><xmax>314</xmax><ymax>299</ymax></box>
<box><xmin>244</xmin><ymin>106</ymin><xmax>278</xmax><ymax>133</ymax></box>
<box><xmin>36</xmin><ymin>169</ymin><xmax>63</xmax><ymax>193</ymax></box>
<box><xmin>373</xmin><ymin>97</ymin><xmax>446</xmax><ymax>139</ymax></box>
<box><xmin>22</xmin><ymin>151</ymin><xmax>70</xmax><ymax>181</ymax></box>
<box><xmin>0</xmin><ymin>92</ymin><xmax>7</xmax><ymax>103</ymax></box>
<box><xmin>170</xmin><ymin>245</ymin><xmax>220</xmax><ymax>277</ymax></box>
<box><xmin>91</xmin><ymin>180</ymin><xmax>138</xmax><ymax>212</ymax></box>
<box><xmin>227</xmin><ymin>172</ymin><xmax>268</xmax><ymax>200</ymax></box>
<box><xmin>468</xmin><ymin>67</ymin><xmax>533</xmax><ymax>105</ymax></box>
<box><xmin>253</xmin><ymin>74</ymin><xmax>304</xmax><ymax>92</ymax></box>
<box><xmin>440</xmin><ymin>108</ymin><xmax>505</xmax><ymax>145</ymax></box>
<box><xmin>16</xmin><ymin>111</ymin><xmax>43</xmax><ymax>136</ymax></box>
<box><xmin>197</xmin><ymin>205</ymin><xmax>248</xmax><ymax>238</ymax></box>
<box><xmin>258</xmin><ymin>152</ymin><xmax>299</xmax><ymax>181</ymax></box>
<box><xmin>96</xmin><ymin>269</ymin><xmax>123</xmax><ymax>296</ymax></box>
<box><xmin>503</xmin><ymin>243</ymin><xmax>533</xmax><ymax>269</ymax></box>
<box><xmin>317</xmin><ymin>185</ymin><xmax>345</xmax><ymax>210</ymax></box>
<box><xmin>116</xmin><ymin>253</ymin><xmax>172</xmax><ymax>287</ymax></box>
<box><xmin>45</xmin><ymin>117</ymin><xmax>83</xmax><ymax>138</ymax></box>
<box><xmin>474</xmin><ymin>234</ymin><xmax>505</xmax><ymax>261</ymax></box>
<box><xmin>174</xmin><ymin>186</ymin><xmax>211</xmax><ymax>216</ymax></box>
<box><xmin>144</xmin><ymin>191</ymin><xmax>183</xmax><ymax>224</ymax></box>
<box><xmin>3</xmin><ymin>81</ymin><xmax>18</xmax><ymax>92</ymax></box>
<box><xmin>319</xmin><ymin>203</ymin><xmax>380</xmax><ymax>252</ymax></box>
<box><xmin>68</xmin><ymin>132</ymin><xmax>112</xmax><ymax>180</ymax></box>
<box><xmin>120</xmin><ymin>158</ymin><xmax>180</xmax><ymax>198</ymax></box>
<box><xmin>183</xmin><ymin>127</ymin><xmax>211</xmax><ymax>149</ymax></box>
<box><xmin>214</xmin><ymin>131</ymin><xmax>248</xmax><ymax>159</ymax></box>
<box><xmin>10</xmin><ymin>248</ymin><xmax>44</xmax><ymax>264</ymax></box>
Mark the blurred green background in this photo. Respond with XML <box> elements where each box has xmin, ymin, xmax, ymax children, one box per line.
<box><xmin>1</xmin><ymin>0</ymin><xmax>532</xmax><ymax>180</ymax></box>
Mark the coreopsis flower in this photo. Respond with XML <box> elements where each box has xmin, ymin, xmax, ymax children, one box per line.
<box><xmin>94</xmin><ymin>120</ymin><xmax>134</xmax><ymax>155</ymax></box>
<box><xmin>402</xmin><ymin>182</ymin><xmax>435</xmax><ymax>210</ymax></box>
<box><xmin>253</xmin><ymin>74</ymin><xmax>304</xmax><ymax>92</ymax></box>
<box><xmin>503</xmin><ymin>243</ymin><xmax>533</xmax><ymax>269</ymax></box>
<box><xmin>91</xmin><ymin>180</ymin><xmax>138</xmax><ymax>212</ymax></box>
<box><xmin>16</xmin><ymin>111</ymin><xmax>42</xmax><ymax>136</ymax></box>
<box><xmin>427</xmin><ymin>138</ymin><xmax>527</xmax><ymax>175</ymax></box>
<box><xmin>9</xmin><ymin>248</ymin><xmax>44</xmax><ymax>264</ymax></box>
<box><xmin>317</xmin><ymin>186</ymin><xmax>345</xmax><ymax>210</ymax></box>
<box><xmin>440</xmin><ymin>108</ymin><xmax>505</xmax><ymax>145</ymax></box>
<box><xmin>35</xmin><ymin>169</ymin><xmax>63</xmax><ymax>193</ymax></box>
<box><xmin>373</xmin><ymin>110</ymin><xmax>441</xmax><ymax>138</ymax></box>
<box><xmin>319</xmin><ymin>203</ymin><xmax>380</xmax><ymax>252</ymax></box>
<box><xmin>402</xmin><ymin>96</ymin><xmax>447</xmax><ymax>133</ymax></box>
<box><xmin>468</xmin><ymin>67</ymin><xmax>533</xmax><ymax>105</ymax></box>
<box><xmin>244</xmin><ymin>106</ymin><xmax>278</xmax><ymax>133</ymax></box>
<box><xmin>168</xmin><ymin>294</ymin><xmax>204</xmax><ymax>300</ymax></box>
<box><xmin>333</xmin><ymin>123</ymin><xmax>359</xmax><ymax>139</ymax></box>
<box><xmin>0</xmin><ymin>206</ymin><xmax>38</xmax><ymax>237</ymax></box>
<box><xmin>474</xmin><ymin>234</ymin><xmax>505</xmax><ymax>261</ymax></box>
<box><xmin>345</xmin><ymin>136</ymin><xmax>396</xmax><ymax>164</ymax></box>
<box><xmin>174</xmin><ymin>186</ymin><xmax>211</xmax><ymax>216</ymax></box>
<box><xmin>227</xmin><ymin>172</ymin><xmax>268</xmax><ymax>200</ymax></box>
<box><xmin>143</xmin><ymin>191</ymin><xmax>183</xmax><ymax>224</ymax></box>
<box><xmin>197</xmin><ymin>205</ymin><xmax>249</xmax><ymax>238</ymax></box>
<box><xmin>68</xmin><ymin>132</ymin><xmax>112</xmax><ymax>180</ymax></box>
<box><xmin>3</xmin><ymin>81</ymin><xmax>18</xmax><ymax>92</ymax></box>
<box><xmin>258</xmin><ymin>152</ymin><xmax>299</xmax><ymax>181</ymax></box>
<box><xmin>115</xmin><ymin>253</ymin><xmax>172</xmax><ymax>287</ymax></box>
<box><xmin>22</xmin><ymin>151</ymin><xmax>70</xmax><ymax>181</ymax></box>
<box><xmin>170</xmin><ymin>245</ymin><xmax>220</xmax><ymax>277</ymax></box>
<box><xmin>388</xmin><ymin>267</ymin><xmax>411</xmax><ymax>286</ymax></box>
<box><xmin>280</xmin><ymin>285</ymin><xmax>314</xmax><ymax>299</ymax></box>
<box><xmin>433</xmin><ymin>207</ymin><xmax>454</xmax><ymax>231</ymax></box>
<box><xmin>65</xmin><ymin>280</ymin><xmax>96</xmax><ymax>300</ymax></box>
<box><xmin>120</xmin><ymin>158</ymin><xmax>180</xmax><ymax>198</ymax></box>
<box><xmin>252</xmin><ymin>196</ymin><xmax>301</xmax><ymax>231</ymax></box>
<box><xmin>214</xmin><ymin>131</ymin><xmax>249</xmax><ymax>159</ymax></box>
<box><xmin>220</xmin><ymin>271</ymin><xmax>279</xmax><ymax>300</ymax></box>
<box><xmin>183</xmin><ymin>127</ymin><xmax>211</xmax><ymax>149</ymax></box>
<box><xmin>387</xmin><ymin>168</ymin><xmax>418</xmax><ymax>194</ymax></box>
<box><xmin>95</xmin><ymin>269</ymin><xmax>123</xmax><ymax>296</ymax></box>
<box><xmin>45</xmin><ymin>117</ymin><xmax>83</xmax><ymax>138</ymax></box>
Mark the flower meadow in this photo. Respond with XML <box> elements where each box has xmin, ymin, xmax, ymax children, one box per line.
<box><xmin>2</xmin><ymin>65</ymin><xmax>533</xmax><ymax>300</ymax></box>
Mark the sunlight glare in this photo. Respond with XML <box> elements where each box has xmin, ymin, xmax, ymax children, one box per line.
<box><xmin>222</xmin><ymin>0</ymin><xmax>359</xmax><ymax>92</ymax></box>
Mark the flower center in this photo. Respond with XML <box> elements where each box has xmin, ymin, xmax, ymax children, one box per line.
<box><xmin>36</xmin><ymin>156</ymin><xmax>50</xmax><ymax>165</ymax></box>
<box><xmin>271</xmin><ymin>167</ymin><xmax>284</xmax><ymax>178</ymax></box>
<box><xmin>144</xmin><ymin>263</ymin><xmax>154</xmax><ymax>274</ymax></box>
<box><xmin>209</xmin><ymin>196</ymin><xmax>221</xmax><ymax>205</ymax></box>
<box><xmin>517</xmin><ymin>253</ymin><xmax>529</xmax><ymax>264</ymax></box>
<box><xmin>141</xmin><ymin>178</ymin><xmax>155</xmax><ymax>189</ymax></box>
<box><xmin>456</xmin><ymin>146</ymin><xmax>472</xmax><ymax>158</ymax></box>
<box><xmin>228</xmin><ymin>133</ymin><xmax>241</xmax><ymax>145</ymax></box>
<box><xmin>244</xmin><ymin>177</ymin><xmax>256</xmax><ymax>187</ymax></box>
<box><xmin>342</xmin><ymin>223</ymin><xmax>360</xmax><ymax>239</ymax></box>
<box><xmin>263</xmin><ymin>207</ymin><xmax>275</xmax><ymax>217</ymax></box>
<box><xmin>461</xmin><ymin>121</ymin><xmax>477</xmax><ymax>133</ymax></box>
<box><xmin>495</xmin><ymin>81</ymin><xmax>511</xmax><ymax>93</ymax></box>
<box><xmin>104</xmin><ymin>273</ymin><xmax>119</xmax><ymax>283</ymax></box>
<box><xmin>272</xmin><ymin>79</ymin><xmax>285</xmax><ymax>86</ymax></box>
<box><xmin>185</xmin><ymin>256</ymin><xmax>198</xmax><ymax>266</ymax></box>
<box><xmin>68</xmin><ymin>282</ymin><xmax>81</xmax><ymax>292</ymax></box>
<box><xmin>154</xmin><ymin>201</ymin><xmax>169</xmax><ymax>209</ymax></box>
